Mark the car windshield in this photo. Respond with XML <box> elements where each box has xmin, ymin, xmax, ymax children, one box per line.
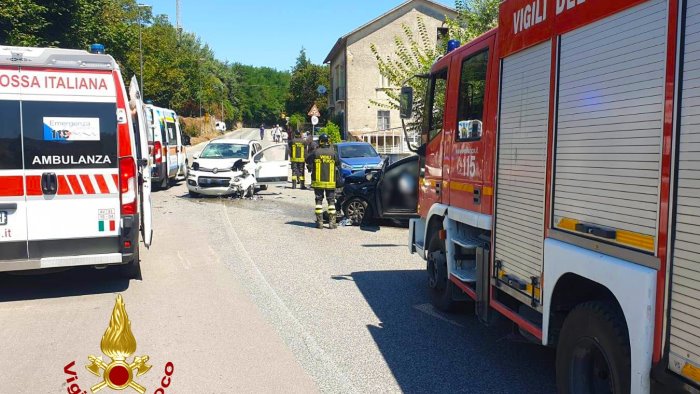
<box><xmin>339</xmin><ymin>144</ymin><xmax>378</xmax><ymax>158</ymax></box>
<box><xmin>200</xmin><ymin>143</ymin><xmax>248</xmax><ymax>159</ymax></box>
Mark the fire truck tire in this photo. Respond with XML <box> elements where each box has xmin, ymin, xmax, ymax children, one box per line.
<box><xmin>556</xmin><ymin>301</ymin><xmax>630</xmax><ymax>394</ymax></box>
<box><xmin>121</xmin><ymin>245</ymin><xmax>142</xmax><ymax>280</ymax></box>
<box><xmin>426</xmin><ymin>231</ymin><xmax>456</xmax><ymax>312</ymax></box>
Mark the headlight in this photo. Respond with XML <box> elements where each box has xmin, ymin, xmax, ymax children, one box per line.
<box><xmin>341</xmin><ymin>162</ymin><xmax>352</xmax><ymax>170</ymax></box>
<box><xmin>192</xmin><ymin>162</ymin><xmax>199</xmax><ymax>171</ymax></box>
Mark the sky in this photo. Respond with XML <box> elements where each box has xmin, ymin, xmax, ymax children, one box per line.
<box><xmin>145</xmin><ymin>0</ymin><xmax>453</xmax><ymax>71</ymax></box>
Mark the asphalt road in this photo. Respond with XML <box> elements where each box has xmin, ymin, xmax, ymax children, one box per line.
<box><xmin>0</xmin><ymin>128</ymin><xmax>557</xmax><ymax>393</ymax></box>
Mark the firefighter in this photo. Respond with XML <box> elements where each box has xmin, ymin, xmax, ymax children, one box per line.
<box><xmin>306</xmin><ymin>133</ymin><xmax>339</xmax><ymax>229</ymax></box>
<box><xmin>289</xmin><ymin>130</ymin><xmax>307</xmax><ymax>189</ymax></box>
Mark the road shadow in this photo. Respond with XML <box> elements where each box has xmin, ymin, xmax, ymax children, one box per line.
<box><xmin>285</xmin><ymin>220</ymin><xmax>319</xmax><ymax>229</ymax></box>
<box><xmin>361</xmin><ymin>244</ymin><xmax>403</xmax><ymax>248</ymax></box>
<box><xmin>0</xmin><ymin>266</ymin><xmax>130</xmax><ymax>302</ymax></box>
<box><xmin>338</xmin><ymin>269</ymin><xmax>556</xmax><ymax>393</ymax></box>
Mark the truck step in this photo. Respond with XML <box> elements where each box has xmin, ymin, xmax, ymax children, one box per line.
<box><xmin>452</xmin><ymin>264</ymin><xmax>477</xmax><ymax>283</ymax></box>
<box><xmin>452</xmin><ymin>236</ymin><xmax>481</xmax><ymax>250</ymax></box>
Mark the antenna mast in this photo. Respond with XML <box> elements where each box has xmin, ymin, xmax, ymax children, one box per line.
<box><xmin>176</xmin><ymin>0</ymin><xmax>182</xmax><ymax>36</ymax></box>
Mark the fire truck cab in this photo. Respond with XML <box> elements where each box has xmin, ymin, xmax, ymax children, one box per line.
<box><xmin>0</xmin><ymin>45</ymin><xmax>153</xmax><ymax>278</ymax></box>
<box><xmin>406</xmin><ymin>0</ymin><xmax>700</xmax><ymax>391</ymax></box>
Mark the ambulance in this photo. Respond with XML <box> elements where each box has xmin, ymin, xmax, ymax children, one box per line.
<box><xmin>144</xmin><ymin>104</ymin><xmax>188</xmax><ymax>189</ymax></box>
<box><xmin>0</xmin><ymin>45</ymin><xmax>153</xmax><ymax>278</ymax></box>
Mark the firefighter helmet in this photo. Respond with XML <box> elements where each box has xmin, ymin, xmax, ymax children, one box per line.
<box><xmin>319</xmin><ymin>133</ymin><xmax>330</xmax><ymax>147</ymax></box>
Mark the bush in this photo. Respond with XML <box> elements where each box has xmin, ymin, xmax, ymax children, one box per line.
<box><xmin>289</xmin><ymin>113</ymin><xmax>305</xmax><ymax>131</ymax></box>
<box><xmin>319</xmin><ymin>121</ymin><xmax>342</xmax><ymax>144</ymax></box>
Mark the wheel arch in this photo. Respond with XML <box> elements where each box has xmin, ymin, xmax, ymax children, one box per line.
<box><xmin>543</xmin><ymin>238</ymin><xmax>657</xmax><ymax>393</ymax></box>
<box><xmin>547</xmin><ymin>272</ymin><xmax>628</xmax><ymax>346</ymax></box>
<box><xmin>423</xmin><ymin>204</ymin><xmax>448</xmax><ymax>252</ymax></box>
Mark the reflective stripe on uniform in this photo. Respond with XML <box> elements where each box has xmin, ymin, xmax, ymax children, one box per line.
<box><xmin>291</xmin><ymin>142</ymin><xmax>305</xmax><ymax>162</ymax></box>
<box><xmin>315</xmin><ymin>205</ymin><xmax>323</xmax><ymax>214</ymax></box>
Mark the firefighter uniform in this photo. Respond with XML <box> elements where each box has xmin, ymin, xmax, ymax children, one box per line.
<box><xmin>289</xmin><ymin>132</ymin><xmax>307</xmax><ymax>189</ymax></box>
<box><xmin>306</xmin><ymin>134</ymin><xmax>339</xmax><ymax>229</ymax></box>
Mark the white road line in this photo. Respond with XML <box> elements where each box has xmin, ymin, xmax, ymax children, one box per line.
<box><xmin>219</xmin><ymin>201</ymin><xmax>356</xmax><ymax>393</ymax></box>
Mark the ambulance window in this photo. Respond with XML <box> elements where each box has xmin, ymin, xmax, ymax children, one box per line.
<box><xmin>0</xmin><ymin>101</ymin><xmax>22</xmax><ymax>169</ymax></box>
<box><xmin>22</xmin><ymin>101</ymin><xmax>118</xmax><ymax>169</ymax></box>
<box><xmin>456</xmin><ymin>50</ymin><xmax>488</xmax><ymax>142</ymax></box>
<box><xmin>427</xmin><ymin>69</ymin><xmax>448</xmax><ymax>141</ymax></box>
<box><xmin>165</xmin><ymin>121</ymin><xmax>176</xmax><ymax>145</ymax></box>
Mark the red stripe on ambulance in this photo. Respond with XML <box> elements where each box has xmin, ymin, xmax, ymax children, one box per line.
<box><xmin>0</xmin><ymin>176</ymin><xmax>24</xmax><ymax>197</ymax></box>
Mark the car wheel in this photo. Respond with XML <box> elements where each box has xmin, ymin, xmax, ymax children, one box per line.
<box><xmin>427</xmin><ymin>230</ymin><xmax>457</xmax><ymax>312</ymax></box>
<box><xmin>258</xmin><ymin>185</ymin><xmax>268</xmax><ymax>191</ymax></box>
<box><xmin>556</xmin><ymin>301</ymin><xmax>630</xmax><ymax>394</ymax></box>
<box><xmin>343</xmin><ymin>198</ymin><xmax>369</xmax><ymax>225</ymax></box>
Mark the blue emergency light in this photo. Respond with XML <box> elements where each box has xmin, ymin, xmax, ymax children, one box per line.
<box><xmin>90</xmin><ymin>44</ymin><xmax>105</xmax><ymax>54</ymax></box>
<box><xmin>447</xmin><ymin>40</ymin><xmax>461</xmax><ymax>53</ymax></box>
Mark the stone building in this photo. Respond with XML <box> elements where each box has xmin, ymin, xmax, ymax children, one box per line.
<box><xmin>324</xmin><ymin>0</ymin><xmax>455</xmax><ymax>154</ymax></box>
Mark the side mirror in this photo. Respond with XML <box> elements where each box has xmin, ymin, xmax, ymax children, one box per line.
<box><xmin>183</xmin><ymin>135</ymin><xmax>191</xmax><ymax>146</ymax></box>
<box><xmin>192</xmin><ymin>154</ymin><xmax>198</xmax><ymax>160</ymax></box>
<box><xmin>400</xmin><ymin>86</ymin><xmax>414</xmax><ymax>119</ymax></box>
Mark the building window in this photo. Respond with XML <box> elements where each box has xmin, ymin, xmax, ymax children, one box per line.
<box><xmin>377</xmin><ymin>110</ymin><xmax>390</xmax><ymax>131</ymax></box>
<box><xmin>379</xmin><ymin>74</ymin><xmax>390</xmax><ymax>89</ymax></box>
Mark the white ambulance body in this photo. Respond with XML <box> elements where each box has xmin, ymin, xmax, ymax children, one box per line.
<box><xmin>0</xmin><ymin>45</ymin><xmax>152</xmax><ymax>277</ymax></box>
<box><xmin>144</xmin><ymin>104</ymin><xmax>187</xmax><ymax>190</ymax></box>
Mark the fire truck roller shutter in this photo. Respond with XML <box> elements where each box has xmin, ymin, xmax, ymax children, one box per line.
<box><xmin>553</xmin><ymin>0</ymin><xmax>667</xmax><ymax>253</ymax></box>
<box><xmin>494</xmin><ymin>41</ymin><xmax>551</xmax><ymax>286</ymax></box>
<box><xmin>667</xmin><ymin>0</ymin><xmax>700</xmax><ymax>383</ymax></box>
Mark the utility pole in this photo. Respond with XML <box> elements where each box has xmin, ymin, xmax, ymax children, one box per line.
<box><xmin>137</xmin><ymin>4</ymin><xmax>150</xmax><ymax>96</ymax></box>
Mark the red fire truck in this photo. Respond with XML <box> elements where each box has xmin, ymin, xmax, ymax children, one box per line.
<box><xmin>403</xmin><ymin>0</ymin><xmax>700</xmax><ymax>391</ymax></box>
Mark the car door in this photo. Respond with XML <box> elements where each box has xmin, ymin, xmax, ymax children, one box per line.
<box><xmin>129</xmin><ymin>76</ymin><xmax>152</xmax><ymax>247</ymax></box>
<box><xmin>376</xmin><ymin>157</ymin><xmax>420</xmax><ymax>217</ymax></box>
<box><xmin>254</xmin><ymin>143</ymin><xmax>289</xmax><ymax>185</ymax></box>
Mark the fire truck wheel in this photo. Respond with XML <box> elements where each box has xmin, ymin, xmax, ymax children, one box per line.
<box><xmin>556</xmin><ymin>301</ymin><xmax>630</xmax><ymax>394</ymax></box>
<box><xmin>426</xmin><ymin>232</ymin><xmax>456</xmax><ymax>312</ymax></box>
<box><xmin>120</xmin><ymin>246</ymin><xmax>142</xmax><ymax>280</ymax></box>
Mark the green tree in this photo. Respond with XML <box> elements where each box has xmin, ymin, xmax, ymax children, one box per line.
<box><xmin>289</xmin><ymin>113</ymin><xmax>305</xmax><ymax>131</ymax></box>
<box><xmin>446</xmin><ymin>0</ymin><xmax>500</xmax><ymax>43</ymax></box>
<box><xmin>319</xmin><ymin>121</ymin><xmax>341</xmax><ymax>143</ymax></box>
<box><xmin>286</xmin><ymin>48</ymin><xmax>329</xmax><ymax>123</ymax></box>
<box><xmin>370</xmin><ymin>16</ymin><xmax>439</xmax><ymax>130</ymax></box>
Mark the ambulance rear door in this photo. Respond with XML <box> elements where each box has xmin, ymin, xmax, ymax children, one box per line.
<box><xmin>21</xmin><ymin>67</ymin><xmax>121</xmax><ymax>263</ymax></box>
<box><xmin>129</xmin><ymin>76</ymin><xmax>152</xmax><ymax>247</ymax></box>
<box><xmin>0</xmin><ymin>66</ymin><xmax>27</xmax><ymax>264</ymax></box>
<box><xmin>163</xmin><ymin>112</ymin><xmax>179</xmax><ymax>179</ymax></box>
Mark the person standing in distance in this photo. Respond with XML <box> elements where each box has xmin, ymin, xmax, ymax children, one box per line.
<box><xmin>259</xmin><ymin>124</ymin><xmax>265</xmax><ymax>140</ymax></box>
<box><xmin>306</xmin><ymin>134</ymin><xmax>339</xmax><ymax>229</ymax></box>
<box><xmin>289</xmin><ymin>130</ymin><xmax>307</xmax><ymax>189</ymax></box>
